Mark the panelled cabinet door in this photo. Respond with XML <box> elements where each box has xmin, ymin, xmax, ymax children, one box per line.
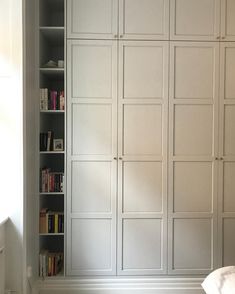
<box><xmin>117</xmin><ymin>41</ymin><xmax>169</xmax><ymax>275</ymax></box>
<box><xmin>168</xmin><ymin>42</ymin><xmax>220</xmax><ymax>274</ymax></box>
<box><xmin>221</xmin><ymin>0</ymin><xmax>235</xmax><ymax>41</ymax></box>
<box><xmin>67</xmin><ymin>0</ymin><xmax>118</xmax><ymax>39</ymax></box>
<box><xmin>219</xmin><ymin>43</ymin><xmax>235</xmax><ymax>267</ymax></box>
<box><xmin>66</xmin><ymin>39</ymin><xmax>117</xmax><ymax>275</ymax></box>
<box><xmin>119</xmin><ymin>0</ymin><xmax>169</xmax><ymax>40</ymax></box>
<box><xmin>170</xmin><ymin>0</ymin><xmax>220</xmax><ymax>40</ymax></box>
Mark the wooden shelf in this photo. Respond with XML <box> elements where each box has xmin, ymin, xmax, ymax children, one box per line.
<box><xmin>39</xmin><ymin>233</ymin><xmax>64</xmax><ymax>236</ymax></box>
<box><xmin>40</xmin><ymin>110</ymin><xmax>65</xmax><ymax>114</ymax></box>
<box><xmin>40</xmin><ymin>151</ymin><xmax>65</xmax><ymax>154</ymax></box>
<box><xmin>40</xmin><ymin>68</ymin><xmax>64</xmax><ymax>77</ymax></box>
<box><xmin>39</xmin><ymin>192</ymin><xmax>64</xmax><ymax>195</ymax></box>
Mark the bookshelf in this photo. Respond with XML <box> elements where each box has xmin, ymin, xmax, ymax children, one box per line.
<box><xmin>38</xmin><ymin>0</ymin><xmax>65</xmax><ymax>278</ymax></box>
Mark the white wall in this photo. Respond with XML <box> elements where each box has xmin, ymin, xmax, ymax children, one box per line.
<box><xmin>0</xmin><ymin>0</ymin><xmax>24</xmax><ymax>293</ymax></box>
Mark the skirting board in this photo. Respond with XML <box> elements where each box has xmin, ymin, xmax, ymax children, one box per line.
<box><xmin>33</xmin><ymin>277</ymin><xmax>205</xmax><ymax>294</ymax></box>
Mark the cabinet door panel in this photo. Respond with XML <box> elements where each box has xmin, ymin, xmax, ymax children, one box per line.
<box><xmin>123</xmin><ymin>104</ymin><xmax>162</xmax><ymax>156</ymax></box>
<box><xmin>224</xmin><ymin>47</ymin><xmax>235</xmax><ymax>99</ymax></box>
<box><xmin>123</xmin><ymin>45</ymin><xmax>164</xmax><ymax>99</ymax></box>
<box><xmin>223</xmin><ymin>218</ymin><xmax>235</xmax><ymax>266</ymax></box>
<box><xmin>172</xmin><ymin>45</ymin><xmax>216</xmax><ymax>99</ymax></box>
<box><xmin>72</xmin><ymin>104</ymin><xmax>112</xmax><ymax>155</ymax></box>
<box><xmin>173</xmin><ymin>162</ymin><xmax>213</xmax><ymax>213</ymax></box>
<box><xmin>224</xmin><ymin>105</ymin><xmax>235</xmax><ymax>156</ymax></box>
<box><xmin>69</xmin><ymin>42</ymin><xmax>113</xmax><ymax>99</ymax></box>
<box><xmin>223</xmin><ymin>163</ymin><xmax>235</xmax><ymax>212</ymax></box>
<box><xmin>172</xmin><ymin>219</ymin><xmax>213</xmax><ymax>271</ymax></box>
<box><xmin>71</xmin><ymin>161</ymin><xmax>112</xmax><ymax>213</ymax></box>
<box><xmin>122</xmin><ymin>219</ymin><xmax>162</xmax><ymax>270</ymax></box>
<box><xmin>71</xmin><ymin>219</ymin><xmax>112</xmax><ymax>273</ymax></box>
<box><xmin>174</xmin><ymin>105</ymin><xmax>213</xmax><ymax>156</ymax></box>
<box><xmin>67</xmin><ymin>0</ymin><xmax>118</xmax><ymax>39</ymax></box>
<box><xmin>123</xmin><ymin>161</ymin><xmax>163</xmax><ymax>213</ymax></box>
<box><xmin>119</xmin><ymin>0</ymin><xmax>169</xmax><ymax>40</ymax></box>
<box><xmin>170</xmin><ymin>0</ymin><xmax>220</xmax><ymax>40</ymax></box>
<box><xmin>221</xmin><ymin>0</ymin><xmax>235</xmax><ymax>41</ymax></box>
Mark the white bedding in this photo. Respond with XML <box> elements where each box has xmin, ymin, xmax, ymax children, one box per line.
<box><xmin>202</xmin><ymin>266</ymin><xmax>235</xmax><ymax>294</ymax></box>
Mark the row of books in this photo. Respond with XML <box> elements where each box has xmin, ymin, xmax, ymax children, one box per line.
<box><xmin>40</xmin><ymin>168</ymin><xmax>64</xmax><ymax>192</ymax></box>
<box><xmin>40</xmin><ymin>131</ymin><xmax>54</xmax><ymax>151</ymax></box>
<box><xmin>40</xmin><ymin>208</ymin><xmax>64</xmax><ymax>234</ymax></box>
<box><xmin>39</xmin><ymin>251</ymin><xmax>63</xmax><ymax>277</ymax></box>
<box><xmin>40</xmin><ymin>88</ymin><xmax>65</xmax><ymax>111</ymax></box>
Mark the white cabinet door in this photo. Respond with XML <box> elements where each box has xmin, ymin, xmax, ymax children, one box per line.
<box><xmin>117</xmin><ymin>41</ymin><xmax>169</xmax><ymax>275</ymax></box>
<box><xmin>221</xmin><ymin>0</ymin><xmax>235</xmax><ymax>41</ymax></box>
<box><xmin>119</xmin><ymin>0</ymin><xmax>169</xmax><ymax>40</ymax></box>
<box><xmin>218</xmin><ymin>43</ymin><xmax>235</xmax><ymax>267</ymax></box>
<box><xmin>67</xmin><ymin>40</ymin><xmax>117</xmax><ymax>275</ymax></box>
<box><xmin>168</xmin><ymin>42</ymin><xmax>219</xmax><ymax>274</ymax></box>
<box><xmin>67</xmin><ymin>0</ymin><xmax>118</xmax><ymax>39</ymax></box>
<box><xmin>170</xmin><ymin>0</ymin><xmax>220</xmax><ymax>40</ymax></box>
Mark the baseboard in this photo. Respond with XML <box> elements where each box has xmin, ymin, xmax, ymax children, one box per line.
<box><xmin>34</xmin><ymin>277</ymin><xmax>205</xmax><ymax>294</ymax></box>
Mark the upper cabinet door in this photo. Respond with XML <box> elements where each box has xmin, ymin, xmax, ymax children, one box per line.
<box><xmin>119</xmin><ymin>0</ymin><xmax>169</xmax><ymax>40</ymax></box>
<box><xmin>170</xmin><ymin>0</ymin><xmax>220</xmax><ymax>40</ymax></box>
<box><xmin>221</xmin><ymin>0</ymin><xmax>235</xmax><ymax>41</ymax></box>
<box><xmin>67</xmin><ymin>0</ymin><xmax>118</xmax><ymax>39</ymax></box>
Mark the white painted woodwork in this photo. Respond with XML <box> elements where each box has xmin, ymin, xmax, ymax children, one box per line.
<box><xmin>173</xmin><ymin>162</ymin><xmax>213</xmax><ymax>213</ymax></box>
<box><xmin>71</xmin><ymin>161</ymin><xmax>112</xmax><ymax>213</ymax></box>
<box><xmin>172</xmin><ymin>219</ymin><xmax>213</xmax><ymax>271</ymax></box>
<box><xmin>71</xmin><ymin>219</ymin><xmax>112</xmax><ymax>273</ymax></box>
<box><xmin>72</xmin><ymin>104</ymin><xmax>112</xmax><ymax>155</ymax></box>
<box><xmin>218</xmin><ymin>42</ymin><xmax>235</xmax><ymax>268</ymax></box>
<box><xmin>123</xmin><ymin>161</ymin><xmax>163</xmax><ymax>213</ymax></box>
<box><xmin>224</xmin><ymin>105</ymin><xmax>235</xmax><ymax>156</ymax></box>
<box><xmin>123</xmin><ymin>104</ymin><xmax>162</xmax><ymax>156</ymax></box>
<box><xmin>223</xmin><ymin>162</ymin><xmax>235</xmax><ymax>212</ymax></box>
<box><xmin>223</xmin><ymin>218</ymin><xmax>235</xmax><ymax>266</ymax></box>
<box><xmin>122</xmin><ymin>219</ymin><xmax>162</xmax><ymax>270</ymax></box>
<box><xmin>173</xmin><ymin>105</ymin><xmax>213</xmax><ymax>156</ymax></box>
<box><xmin>69</xmin><ymin>41</ymin><xmax>113</xmax><ymax>99</ymax></box>
<box><xmin>67</xmin><ymin>0</ymin><xmax>118</xmax><ymax>39</ymax></box>
<box><xmin>118</xmin><ymin>41</ymin><xmax>168</xmax><ymax>275</ymax></box>
<box><xmin>172</xmin><ymin>45</ymin><xmax>216</xmax><ymax>99</ymax></box>
<box><xmin>67</xmin><ymin>39</ymin><xmax>117</xmax><ymax>275</ymax></box>
<box><xmin>119</xmin><ymin>0</ymin><xmax>169</xmax><ymax>40</ymax></box>
<box><xmin>169</xmin><ymin>42</ymin><xmax>219</xmax><ymax>274</ymax></box>
<box><xmin>221</xmin><ymin>0</ymin><xmax>235</xmax><ymax>41</ymax></box>
<box><xmin>170</xmin><ymin>0</ymin><xmax>220</xmax><ymax>40</ymax></box>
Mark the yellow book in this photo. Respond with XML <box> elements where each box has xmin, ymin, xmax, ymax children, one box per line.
<box><xmin>54</xmin><ymin>214</ymin><xmax>58</xmax><ymax>233</ymax></box>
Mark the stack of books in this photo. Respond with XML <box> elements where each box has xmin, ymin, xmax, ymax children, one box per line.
<box><xmin>39</xmin><ymin>251</ymin><xmax>63</xmax><ymax>277</ymax></box>
<box><xmin>39</xmin><ymin>208</ymin><xmax>64</xmax><ymax>234</ymax></box>
<box><xmin>40</xmin><ymin>88</ymin><xmax>65</xmax><ymax>111</ymax></box>
<box><xmin>40</xmin><ymin>168</ymin><xmax>64</xmax><ymax>192</ymax></box>
<box><xmin>40</xmin><ymin>131</ymin><xmax>54</xmax><ymax>151</ymax></box>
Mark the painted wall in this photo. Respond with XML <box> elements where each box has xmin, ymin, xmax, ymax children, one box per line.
<box><xmin>0</xmin><ymin>0</ymin><xmax>24</xmax><ymax>293</ymax></box>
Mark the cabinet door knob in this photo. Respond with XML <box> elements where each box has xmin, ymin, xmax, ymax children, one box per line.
<box><xmin>220</xmin><ymin>157</ymin><xmax>224</xmax><ymax>160</ymax></box>
<box><xmin>114</xmin><ymin>157</ymin><xmax>117</xmax><ymax>160</ymax></box>
<box><xmin>216</xmin><ymin>36</ymin><xmax>220</xmax><ymax>39</ymax></box>
<box><xmin>119</xmin><ymin>157</ymin><xmax>123</xmax><ymax>160</ymax></box>
<box><xmin>222</xmin><ymin>36</ymin><xmax>225</xmax><ymax>39</ymax></box>
<box><xmin>215</xmin><ymin>157</ymin><xmax>219</xmax><ymax>160</ymax></box>
<box><xmin>114</xmin><ymin>34</ymin><xmax>118</xmax><ymax>38</ymax></box>
<box><xmin>120</xmin><ymin>35</ymin><xmax>123</xmax><ymax>38</ymax></box>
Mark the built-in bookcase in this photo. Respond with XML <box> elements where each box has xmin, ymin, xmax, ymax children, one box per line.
<box><xmin>38</xmin><ymin>0</ymin><xmax>65</xmax><ymax>278</ymax></box>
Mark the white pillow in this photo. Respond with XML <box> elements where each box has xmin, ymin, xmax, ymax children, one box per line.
<box><xmin>202</xmin><ymin>266</ymin><xmax>235</xmax><ymax>294</ymax></box>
